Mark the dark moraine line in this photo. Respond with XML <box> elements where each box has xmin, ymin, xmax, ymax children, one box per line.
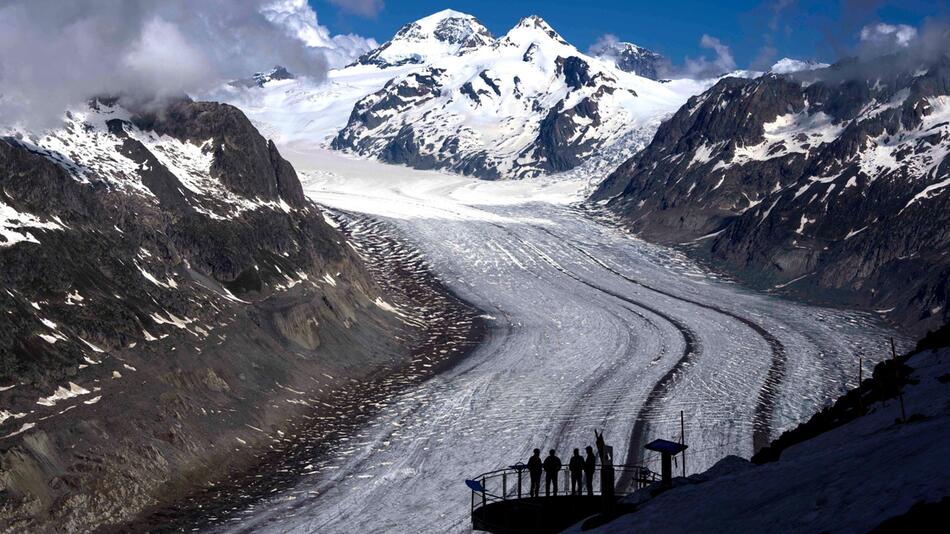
<box><xmin>536</xmin><ymin>225</ymin><xmax>787</xmax><ymax>454</ymax></box>
<box><xmin>492</xmin><ymin>225</ymin><xmax>700</xmax><ymax>489</ymax></box>
<box><xmin>548</xmin><ymin>304</ymin><xmax>665</xmax><ymax>455</ymax></box>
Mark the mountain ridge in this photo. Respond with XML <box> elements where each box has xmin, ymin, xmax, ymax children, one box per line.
<box><xmin>0</xmin><ymin>96</ymin><xmax>470</xmax><ymax>531</ymax></box>
<box><xmin>592</xmin><ymin>52</ymin><xmax>950</xmax><ymax>334</ymax></box>
<box><xmin>330</xmin><ymin>12</ymin><xmax>705</xmax><ymax>179</ymax></box>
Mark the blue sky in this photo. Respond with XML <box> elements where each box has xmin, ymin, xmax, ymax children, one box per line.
<box><xmin>313</xmin><ymin>0</ymin><xmax>946</xmax><ymax>68</ymax></box>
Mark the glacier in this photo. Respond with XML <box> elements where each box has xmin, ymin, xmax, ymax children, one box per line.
<box><xmin>192</xmin><ymin>149</ymin><xmax>906</xmax><ymax>533</ymax></box>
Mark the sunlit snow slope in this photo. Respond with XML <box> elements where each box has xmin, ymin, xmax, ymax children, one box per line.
<box><xmin>207</xmin><ymin>149</ymin><xmax>904</xmax><ymax>533</ymax></box>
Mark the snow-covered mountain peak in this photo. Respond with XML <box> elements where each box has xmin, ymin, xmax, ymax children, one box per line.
<box><xmin>331</xmin><ymin>13</ymin><xmax>709</xmax><ymax>179</ymax></box>
<box><xmin>414</xmin><ymin>9</ymin><xmax>484</xmax><ymax>34</ymax></box>
<box><xmin>591</xmin><ymin>40</ymin><xmax>667</xmax><ymax>80</ymax></box>
<box><xmin>229</xmin><ymin>66</ymin><xmax>295</xmax><ymax>89</ymax></box>
<box><xmin>501</xmin><ymin>15</ymin><xmax>570</xmax><ymax>49</ymax></box>
<box><xmin>352</xmin><ymin>9</ymin><xmax>493</xmax><ymax>68</ymax></box>
<box><xmin>213</xmin><ymin>10</ymin><xmax>713</xmax><ymax>181</ymax></box>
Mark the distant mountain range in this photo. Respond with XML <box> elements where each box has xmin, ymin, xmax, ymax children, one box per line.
<box><xmin>331</xmin><ymin>10</ymin><xmax>704</xmax><ymax>179</ymax></box>
<box><xmin>217</xmin><ymin>9</ymin><xmax>705</xmax><ymax>179</ymax></box>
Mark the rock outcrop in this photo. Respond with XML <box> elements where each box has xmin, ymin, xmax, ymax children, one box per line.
<box><xmin>592</xmin><ymin>40</ymin><xmax>667</xmax><ymax>81</ymax></box>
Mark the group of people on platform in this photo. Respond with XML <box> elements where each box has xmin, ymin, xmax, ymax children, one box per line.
<box><xmin>526</xmin><ymin>446</ymin><xmax>597</xmax><ymax>497</ymax></box>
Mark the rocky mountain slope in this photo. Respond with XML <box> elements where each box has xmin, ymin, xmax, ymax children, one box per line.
<box><xmin>592</xmin><ymin>40</ymin><xmax>667</xmax><ymax>81</ymax></box>
<box><xmin>329</xmin><ymin>11</ymin><xmax>705</xmax><ymax>179</ymax></box>
<box><xmin>592</xmin><ymin>53</ymin><xmax>950</xmax><ymax>334</ymax></box>
<box><xmin>0</xmin><ymin>98</ymin><xmax>458</xmax><ymax>531</ymax></box>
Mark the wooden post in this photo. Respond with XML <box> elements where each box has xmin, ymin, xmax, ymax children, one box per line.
<box><xmin>502</xmin><ymin>472</ymin><xmax>507</xmax><ymax>500</ymax></box>
<box><xmin>858</xmin><ymin>357</ymin><xmax>864</xmax><ymax>414</ymax></box>
<box><xmin>517</xmin><ymin>469</ymin><xmax>522</xmax><ymax>499</ymax></box>
<box><xmin>481</xmin><ymin>477</ymin><xmax>487</xmax><ymax>507</ymax></box>
<box><xmin>680</xmin><ymin>410</ymin><xmax>686</xmax><ymax>478</ymax></box>
<box><xmin>660</xmin><ymin>452</ymin><xmax>673</xmax><ymax>488</ymax></box>
<box><xmin>891</xmin><ymin>337</ymin><xmax>906</xmax><ymax>421</ymax></box>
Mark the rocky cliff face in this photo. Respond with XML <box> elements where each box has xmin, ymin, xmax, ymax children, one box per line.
<box><xmin>333</xmin><ymin>14</ymin><xmax>697</xmax><ymax>179</ymax></box>
<box><xmin>592</xmin><ymin>54</ymin><xmax>950</xmax><ymax>334</ymax></box>
<box><xmin>0</xmin><ymin>98</ymin><xmax>428</xmax><ymax>530</ymax></box>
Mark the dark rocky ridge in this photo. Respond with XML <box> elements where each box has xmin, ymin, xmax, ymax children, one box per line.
<box><xmin>0</xmin><ymin>98</ymin><xmax>445</xmax><ymax>531</ymax></box>
<box><xmin>592</xmin><ymin>53</ymin><xmax>950</xmax><ymax>335</ymax></box>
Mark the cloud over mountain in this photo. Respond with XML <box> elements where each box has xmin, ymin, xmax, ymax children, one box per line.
<box><xmin>0</xmin><ymin>0</ymin><xmax>375</xmax><ymax>129</ymax></box>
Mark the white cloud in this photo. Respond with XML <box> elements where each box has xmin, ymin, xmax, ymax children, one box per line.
<box><xmin>262</xmin><ymin>0</ymin><xmax>377</xmax><ymax>66</ymax></box>
<box><xmin>588</xmin><ymin>34</ymin><xmax>623</xmax><ymax>58</ymax></box>
<box><xmin>681</xmin><ymin>34</ymin><xmax>737</xmax><ymax>79</ymax></box>
<box><xmin>860</xmin><ymin>23</ymin><xmax>918</xmax><ymax>51</ymax></box>
<box><xmin>0</xmin><ymin>0</ymin><xmax>376</xmax><ymax>130</ymax></box>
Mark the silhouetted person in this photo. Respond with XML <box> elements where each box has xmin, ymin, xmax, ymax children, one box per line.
<box><xmin>584</xmin><ymin>446</ymin><xmax>596</xmax><ymax>497</ymax></box>
<box><xmin>569</xmin><ymin>448</ymin><xmax>584</xmax><ymax>495</ymax></box>
<box><xmin>543</xmin><ymin>449</ymin><xmax>562</xmax><ymax>496</ymax></box>
<box><xmin>527</xmin><ymin>448</ymin><xmax>543</xmax><ymax>498</ymax></box>
<box><xmin>595</xmin><ymin>429</ymin><xmax>607</xmax><ymax>463</ymax></box>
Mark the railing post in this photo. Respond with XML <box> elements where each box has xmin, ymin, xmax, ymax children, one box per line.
<box><xmin>502</xmin><ymin>472</ymin><xmax>507</xmax><ymax>500</ymax></box>
<box><xmin>481</xmin><ymin>477</ymin><xmax>487</xmax><ymax>507</ymax></box>
<box><xmin>517</xmin><ymin>470</ymin><xmax>522</xmax><ymax>499</ymax></box>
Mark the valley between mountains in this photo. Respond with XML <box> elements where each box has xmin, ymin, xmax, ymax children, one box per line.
<box><xmin>1</xmin><ymin>6</ymin><xmax>947</xmax><ymax>533</ymax></box>
<box><xmin>166</xmin><ymin>149</ymin><xmax>903</xmax><ymax>533</ymax></box>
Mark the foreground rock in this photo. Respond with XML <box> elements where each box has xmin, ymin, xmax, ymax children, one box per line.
<box><xmin>593</xmin><ymin>53</ymin><xmax>950</xmax><ymax>335</ymax></box>
<box><xmin>0</xmin><ymin>98</ymin><xmax>458</xmax><ymax>531</ymax></box>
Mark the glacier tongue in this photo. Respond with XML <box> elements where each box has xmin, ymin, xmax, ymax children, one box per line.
<box><xmin>198</xmin><ymin>148</ymin><xmax>904</xmax><ymax>533</ymax></box>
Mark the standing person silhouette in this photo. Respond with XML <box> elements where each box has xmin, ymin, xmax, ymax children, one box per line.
<box><xmin>584</xmin><ymin>446</ymin><xmax>596</xmax><ymax>497</ymax></box>
<box><xmin>543</xmin><ymin>449</ymin><xmax>562</xmax><ymax>496</ymax></box>
<box><xmin>527</xmin><ymin>449</ymin><xmax>543</xmax><ymax>498</ymax></box>
<box><xmin>569</xmin><ymin>449</ymin><xmax>584</xmax><ymax>495</ymax></box>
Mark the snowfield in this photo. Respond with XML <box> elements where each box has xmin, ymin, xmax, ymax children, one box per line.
<box><xmin>208</xmin><ymin>149</ymin><xmax>905</xmax><ymax>533</ymax></box>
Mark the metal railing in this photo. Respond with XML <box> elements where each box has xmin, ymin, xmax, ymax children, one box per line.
<box><xmin>469</xmin><ymin>464</ymin><xmax>657</xmax><ymax>514</ymax></box>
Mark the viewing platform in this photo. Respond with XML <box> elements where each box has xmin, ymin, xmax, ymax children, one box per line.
<box><xmin>467</xmin><ymin>464</ymin><xmax>658</xmax><ymax>533</ymax></box>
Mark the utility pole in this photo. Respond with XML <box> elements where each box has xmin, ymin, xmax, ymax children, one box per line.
<box><xmin>680</xmin><ymin>410</ymin><xmax>686</xmax><ymax>478</ymax></box>
<box><xmin>890</xmin><ymin>337</ymin><xmax>906</xmax><ymax>422</ymax></box>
